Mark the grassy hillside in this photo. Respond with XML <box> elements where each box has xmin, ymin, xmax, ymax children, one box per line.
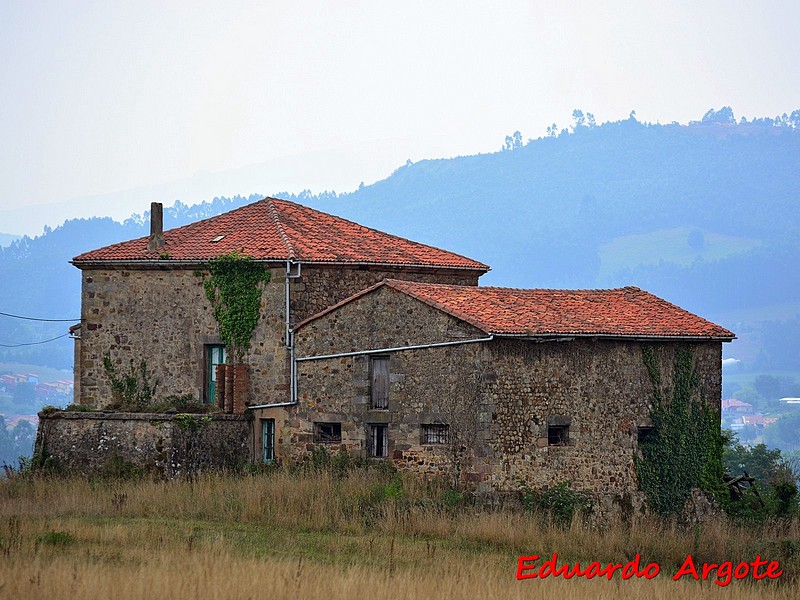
<box><xmin>597</xmin><ymin>226</ymin><xmax>762</xmax><ymax>281</ymax></box>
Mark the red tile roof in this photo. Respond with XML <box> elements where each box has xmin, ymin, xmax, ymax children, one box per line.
<box><xmin>298</xmin><ymin>280</ymin><xmax>735</xmax><ymax>340</ymax></box>
<box><xmin>72</xmin><ymin>198</ymin><xmax>489</xmax><ymax>271</ymax></box>
<box><xmin>722</xmin><ymin>398</ymin><xmax>753</xmax><ymax>409</ymax></box>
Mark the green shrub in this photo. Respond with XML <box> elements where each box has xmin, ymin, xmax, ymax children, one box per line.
<box><xmin>36</xmin><ymin>531</ymin><xmax>75</xmax><ymax>547</ymax></box>
<box><xmin>520</xmin><ymin>480</ymin><xmax>592</xmax><ymax>527</ymax></box>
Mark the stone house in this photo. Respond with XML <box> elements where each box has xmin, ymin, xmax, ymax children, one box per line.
<box><xmin>282</xmin><ymin>279</ymin><xmax>733</xmax><ymax>502</ymax></box>
<box><xmin>50</xmin><ymin>196</ymin><xmax>735</xmax><ymax>502</ymax></box>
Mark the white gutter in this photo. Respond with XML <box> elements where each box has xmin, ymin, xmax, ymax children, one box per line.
<box><xmin>248</xmin><ymin>334</ymin><xmax>495</xmax><ymax>411</ymax></box>
<box><xmin>295</xmin><ymin>335</ymin><xmax>495</xmax><ymax>362</ymax></box>
<box><xmin>248</xmin><ymin>400</ymin><xmax>299</xmax><ymax>410</ymax></box>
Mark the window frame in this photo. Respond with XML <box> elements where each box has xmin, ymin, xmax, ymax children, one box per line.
<box><xmin>314</xmin><ymin>422</ymin><xmax>342</xmax><ymax>444</ymax></box>
<box><xmin>369</xmin><ymin>423</ymin><xmax>389</xmax><ymax>457</ymax></box>
<box><xmin>261</xmin><ymin>418</ymin><xmax>275</xmax><ymax>463</ymax></box>
<box><xmin>547</xmin><ymin>424</ymin><xmax>569</xmax><ymax>447</ymax></box>
<box><xmin>370</xmin><ymin>355</ymin><xmax>390</xmax><ymax>409</ymax></box>
<box><xmin>205</xmin><ymin>344</ymin><xmax>226</xmax><ymax>404</ymax></box>
<box><xmin>421</xmin><ymin>423</ymin><xmax>449</xmax><ymax>445</ymax></box>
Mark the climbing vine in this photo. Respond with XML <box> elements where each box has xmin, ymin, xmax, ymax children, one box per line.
<box><xmin>201</xmin><ymin>251</ymin><xmax>270</xmax><ymax>363</ymax></box>
<box><xmin>102</xmin><ymin>354</ymin><xmax>159</xmax><ymax>410</ymax></box>
<box><xmin>635</xmin><ymin>345</ymin><xmax>725</xmax><ymax>516</ymax></box>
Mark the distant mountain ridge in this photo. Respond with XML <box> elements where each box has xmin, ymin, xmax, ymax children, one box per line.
<box><xmin>0</xmin><ymin>233</ymin><xmax>21</xmax><ymax>248</ymax></box>
<box><xmin>1</xmin><ymin>110</ymin><xmax>798</xmax><ymax>373</ymax></box>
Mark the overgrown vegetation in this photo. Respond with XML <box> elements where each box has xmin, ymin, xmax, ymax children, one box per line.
<box><xmin>636</xmin><ymin>346</ymin><xmax>799</xmax><ymax>520</ymax></box>
<box><xmin>0</xmin><ymin>468</ymin><xmax>798</xmax><ymax>599</ymax></box>
<box><xmin>102</xmin><ymin>354</ymin><xmax>158</xmax><ymax>410</ymax></box>
<box><xmin>200</xmin><ymin>251</ymin><xmax>270</xmax><ymax>363</ymax></box>
<box><xmin>722</xmin><ymin>439</ymin><xmax>799</xmax><ymax>521</ymax></box>
<box><xmin>91</xmin><ymin>358</ymin><xmax>212</xmax><ymax>413</ymax></box>
<box><xmin>519</xmin><ymin>480</ymin><xmax>593</xmax><ymax>527</ymax></box>
<box><xmin>636</xmin><ymin>346</ymin><xmax>725</xmax><ymax>516</ymax></box>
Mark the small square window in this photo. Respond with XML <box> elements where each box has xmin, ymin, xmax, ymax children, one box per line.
<box><xmin>637</xmin><ymin>426</ymin><xmax>655</xmax><ymax>444</ymax></box>
<box><xmin>422</xmin><ymin>424</ymin><xmax>449</xmax><ymax>445</ymax></box>
<box><xmin>314</xmin><ymin>422</ymin><xmax>342</xmax><ymax>443</ymax></box>
<box><xmin>548</xmin><ymin>425</ymin><xmax>569</xmax><ymax>446</ymax></box>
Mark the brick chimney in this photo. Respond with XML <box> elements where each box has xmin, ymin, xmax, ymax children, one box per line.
<box><xmin>147</xmin><ymin>202</ymin><xmax>165</xmax><ymax>251</ymax></box>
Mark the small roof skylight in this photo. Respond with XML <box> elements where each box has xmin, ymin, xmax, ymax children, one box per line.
<box><xmin>211</xmin><ymin>235</ymin><xmax>226</xmax><ymax>243</ymax></box>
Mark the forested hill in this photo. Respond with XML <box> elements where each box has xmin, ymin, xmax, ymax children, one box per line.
<box><xmin>1</xmin><ymin>109</ymin><xmax>799</xmax><ymax>372</ymax></box>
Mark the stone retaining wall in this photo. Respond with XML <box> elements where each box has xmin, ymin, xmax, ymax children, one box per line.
<box><xmin>37</xmin><ymin>411</ymin><xmax>253</xmax><ymax>476</ymax></box>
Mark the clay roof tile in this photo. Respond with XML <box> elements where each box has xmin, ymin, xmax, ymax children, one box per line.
<box><xmin>72</xmin><ymin>198</ymin><xmax>489</xmax><ymax>271</ymax></box>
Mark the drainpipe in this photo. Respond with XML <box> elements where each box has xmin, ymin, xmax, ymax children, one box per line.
<box><xmin>282</xmin><ymin>262</ymin><xmax>302</xmax><ymax>407</ymax></box>
<box><xmin>246</xmin><ymin>335</ymin><xmax>494</xmax><ymax>411</ymax></box>
<box><xmin>284</xmin><ymin>260</ymin><xmax>302</xmax><ymax>346</ymax></box>
<box><xmin>284</xmin><ymin>261</ymin><xmax>291</xmax><ymax>347</ymax></box>
<box><xmin>295</xmin><ymin>335</ymin><xmax>495</xmax><ymax>362</ymax></box>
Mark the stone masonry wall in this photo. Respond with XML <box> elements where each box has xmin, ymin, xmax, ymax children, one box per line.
<box><xmin>289</xmin><ymin>265</ymin><xmax>481</xmax><ymax>324</ymax></box>
<box><xmin>294</xmin><ymin>284</ymin><xmax>486</xmax><ymax>354</ymax></box>
<box><xmin>287</xmin><ymin>286</ymin><xmax>487</xmax><ymax>469</ymax></box>
<box><xmin>78</xmin><ymin>268</ymin><xmax>290</xmax><ymax>408</ymax></box>
<box><xmin>292</xmin><ymin>290</ymin><xmax>724</xmax><ymax>508</ymax></box>
<box><xmin>37</xmin><ymin>411</ymin><xmax>252</xmax><ymax>476</ymax></box>
<box><xmin>481</xmin><ymin>339</ymin><xmax>722</xmax><ymax>503</ymax></box>
<box><xmin>78</xmin><ymin>264</ymin><xmax>481</xmax><ymax>409</ymax></box>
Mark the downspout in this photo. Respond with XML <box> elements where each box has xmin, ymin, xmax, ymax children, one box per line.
<box><xmin>284</xmin><ymin>261</ymin><xmax>302</xmax><ymax>406</ymax></box>
<box><xmin>246</xmin><ymin>334</ymin><xmax>495</xmax><ymax>410</ymax></box>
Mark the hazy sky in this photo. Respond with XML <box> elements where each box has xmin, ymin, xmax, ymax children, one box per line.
<box><xmin>1</xmin><ymin>1</ymin><xmax>797</xmax><ymax>225</ymax></box>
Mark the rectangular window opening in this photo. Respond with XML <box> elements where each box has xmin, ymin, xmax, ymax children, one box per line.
<box><xmin>370</xmin><ymin>356</ymin><xmax>389</xmax><ymax>409</ymax></box>
<box><xmin>205</xmin><ymin>344</ymin><xmax>226</xmax><ymax>404</ymax></box>
<box><xmin>314</xmin><ymin>422</ymin><xmax>342</xmax><ymax>443</ymax></box>
<box><xmin>637</xmin><ymin>426</ymin><xmax>655</xmax><ymax>445</ymax></box>
<box><xmin>261</xmin><ymin>418</ymin><xmax>275</xmax><ymax>463</ymax></box>
<box><xmin>548</xmin><ymin>424</ymin><xmax>569</xmax><ymax>447</ymax></box>
<box><xmin>422</xmin><ymin>424</ymin><xmax>449</xmax><ymax>445</ymax></box>
<box><xmin>369</xmin><ymin>424</ymin><xmax>388</xmax><ymax>457</ymax></box>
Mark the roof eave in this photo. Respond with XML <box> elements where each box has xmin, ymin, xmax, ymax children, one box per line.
<box><xmin>293</xmin><ymin>260</ymin><xmax>490</xmax><ymax>272</ymax></box>
<box><xmin>71</xmin><ymin>258</ymin><xmax>490</xmax><ymax>272</ymax></box>
<box><xmin>492</xmin><ymin>332</ymin><xmax>736</xmax><ymax>342</ymax></box>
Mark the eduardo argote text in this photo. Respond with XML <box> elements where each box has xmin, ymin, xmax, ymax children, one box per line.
<box><xmin>516</xmin><ymin>553</ymin><xmax>782</xmax><ymax>587</ymax></box>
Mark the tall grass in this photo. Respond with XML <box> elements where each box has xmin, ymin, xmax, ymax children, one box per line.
<box><xmin>1</xmin><ymin>470</ymin><xmax>798</xmax><ymax>599</ymax></box>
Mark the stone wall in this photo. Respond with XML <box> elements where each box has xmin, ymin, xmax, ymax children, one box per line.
<box><xmin>37</xmin><ymin>411</ymin><xmax>253</xmax><ymax>476</ymax></box>
<box><xmin>288</xmin><ymin>265</ymin><xmax>481</xmax><ymax>324</ymax></box>
<box><xmin>481</xmin><ymin>338</ymin><xmax>722</xmax><ymax>499</ymax></box>
<box><xmin>77</xmin><ymin>264</ymin><xmax>481</xmax><ymax>408</ymax></box>
<box><xmin>267</xmin><ymin>286</ymin><xmax>484</xmax><ymax>467</ymax></box>
<box><xmin>78</xmin><ymin>267</ymin><xmax>290</xmax><ymax>408</ymax></box>
<box><xmin>291</xmin><ymin>289</ymin><xmax>725</xmax><ymax>511</ymax></box>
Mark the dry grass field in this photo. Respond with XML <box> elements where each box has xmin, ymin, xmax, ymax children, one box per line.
<box><xmin>1</xmin><ymin>469</ymin><xmax>798</xmax><ymax>599</ymax></box>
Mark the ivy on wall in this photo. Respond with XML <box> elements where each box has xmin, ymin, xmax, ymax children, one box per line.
<box><xmin>635</xmin><ymin>345</ymin><xmax>724</xmax><ymax>516</ymax></box>
<box><xmin>200</xmin><ymin>251</ymin><xmax>270</xmax><ymax>363</ymax></box>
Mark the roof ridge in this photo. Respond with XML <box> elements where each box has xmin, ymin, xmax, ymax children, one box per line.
<box><xmin>266</xmin><ymin>198</ymin><xmax>297</xmax><ymax>260</ymax></box>
<box><xmin>385</xmin><ymin>279</ymin><xmax>636</xmax><ymax>294</ymax></box>
<box><xmin>269</xmin><ymin>199</ymin><xmax>490</xmax><ymax>271</ymax></box>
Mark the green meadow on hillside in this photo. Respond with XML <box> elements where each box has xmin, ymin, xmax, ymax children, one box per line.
<box><xmin>598</xmin><ymin>227</ymin><xmax>762</xmax><ymax>281</ymax></box>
